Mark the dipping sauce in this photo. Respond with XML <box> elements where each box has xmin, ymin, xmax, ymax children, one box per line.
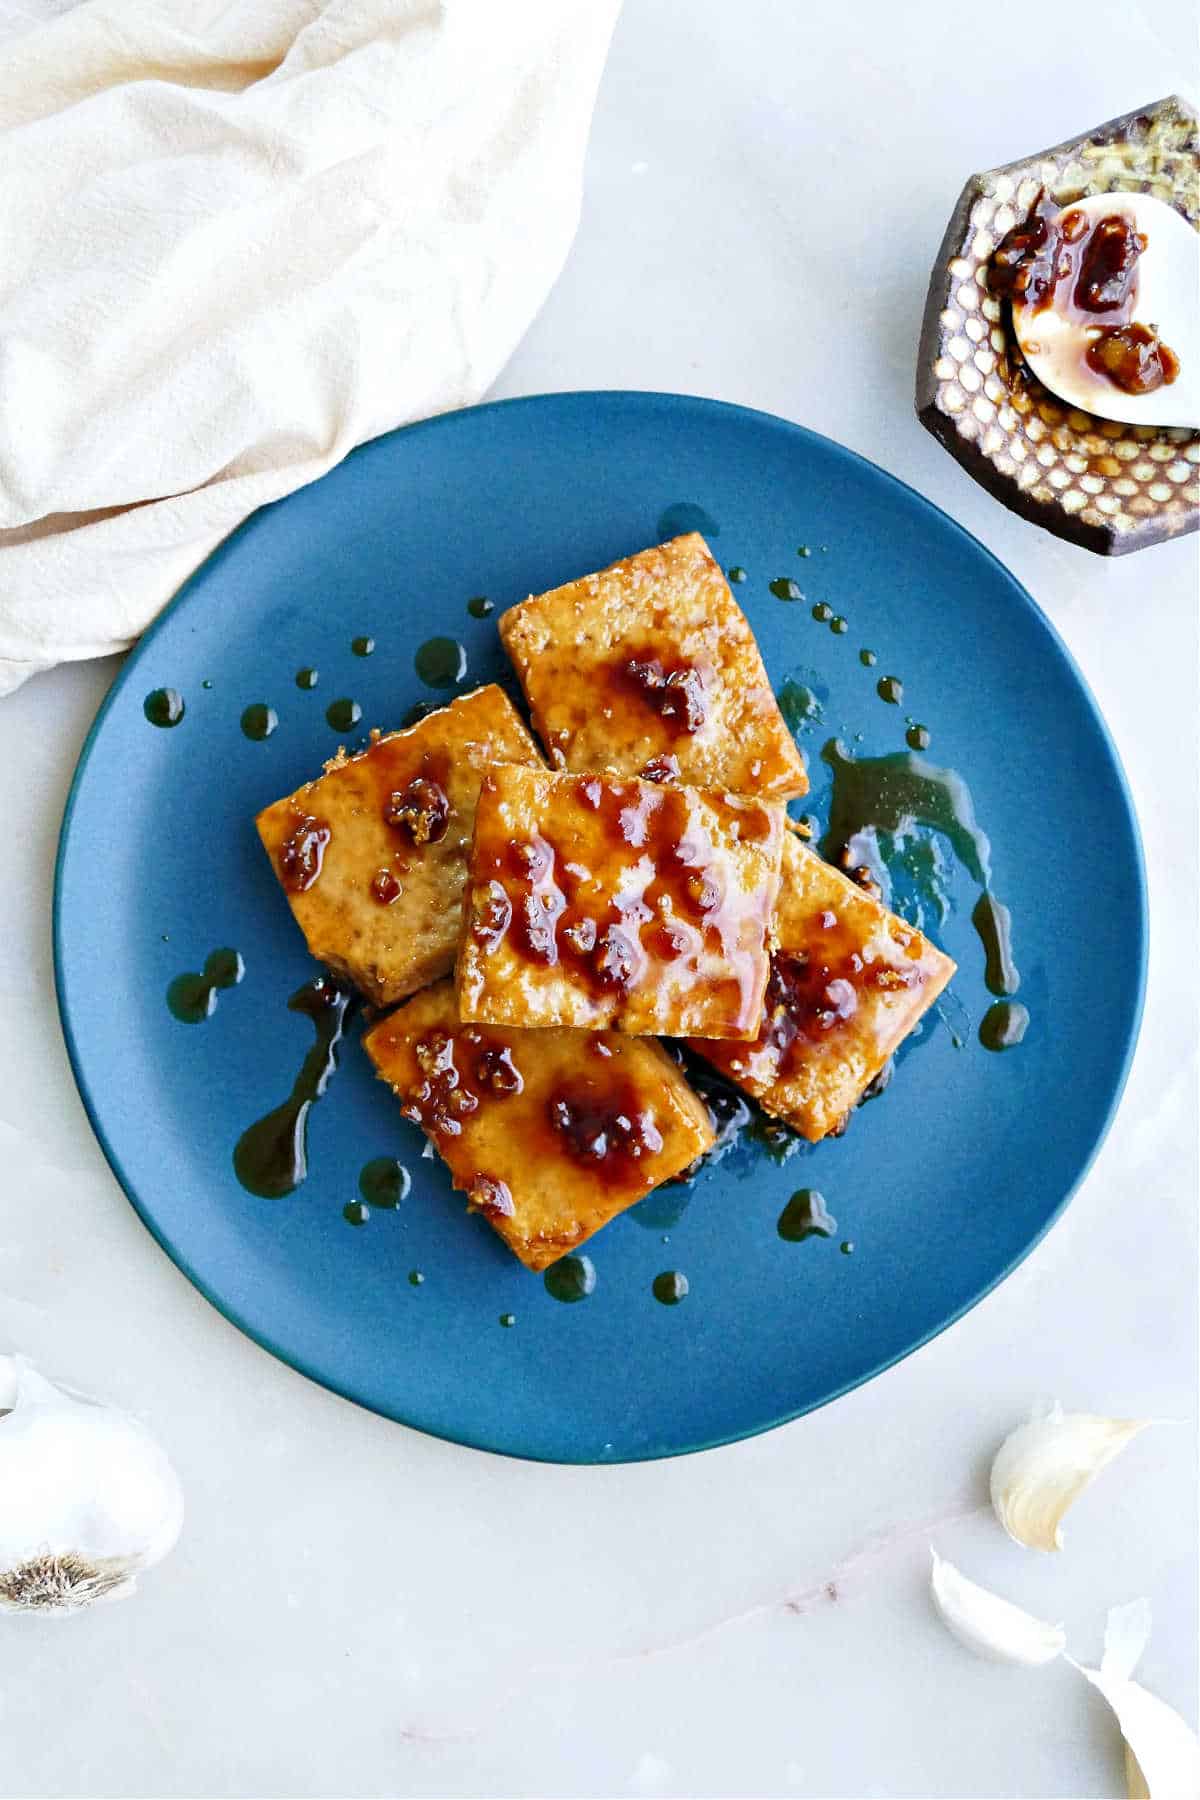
<box><xmin>1085</xmin><ymin>322</ymin><xmax>1179</xmax><ymax>396</ymax></box>
<box><xmin>995</xmin><ymin>196</ymin><xmax>1181</xmax><ymax>400</ymax></box>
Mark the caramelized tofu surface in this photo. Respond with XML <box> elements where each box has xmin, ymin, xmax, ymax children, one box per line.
<box><xmin>255</xmin><ymin>686</ymin><xmax>541</xmax><ymax>1006</ymax></box>
<box><xmin>691</xmin><ymin>829</ymin><xmax>956</xmax><ymax>1140</ymax></box>
<box><xmin>499</xmin><ymin>533</ymin><xmax>808</xmax><ymax>800</ymax></box>
<box><xmin>363</xmin><ymin>982</ymin><xmax>715</xmax><ymax>1271</ymax></box>
<box><xmin>457</xmin><ymin>764</ymin><xmax>785</xmax><ymax>1039</ymax></box>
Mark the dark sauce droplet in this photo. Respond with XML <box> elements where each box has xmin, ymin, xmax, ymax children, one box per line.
<box><xmin>820</xmin><ymin>738</ymin><xmax>991</xmax><ymax>889</ymax></box>
<box><xmin>467</xmin><ymin>595</ymin><xmax>495</xmax><ymax>619</ymax></box>
<box><xmin>859</xmin><ymin>649</ymin><xmax>877</xmax><ymax>667</ymax></box>
<box><xmin>727</xmin><ymin>566</ymin><xmax>747</xmax><ymax>584</ymax></box>
<box><xmin>776</xmin><ymin>678</ymin><xmax>823</xmax><ymax>733</ymax></box>
<box><xmin>144</xmin><ymin>688</ymin><xmax>184</xmax><ymax>728</ymax></box>
<box><xmin>830</xmin><ymin>615</ymin><xmax>848</xmax><ymax>635</ymax></box>
<box><xmin>358</xmin><ymin>1156</ymin><xmax>411</xmax><ymax>1209</ymax></box>
<box><xmin>201</xmin><ymin>680</ymin><xmax>213</xmax><ymax>691</ymax></box>
<box><xmin>906</xmin><ymin>723</ymin><xmax>931</xmax><ymax>750</ymax></box>
<box><xmin>233</xmin><ymin>977</ymin><xmax>354</xmax><ymax>1199</ymax></box>
<box><xmin>343</xmin><ymin>1200</ymin><xmax>370</xmax><ymax>1226</ymax></box>
<box><xmin>499</xmin><ymin>1311</ymin><xmax>516</xmax><ymax>1328</ymax></box>
<box><xmin>240</xmin><ymin>704</ymin><xmax>277</xmax><ymax>741</ymax></box>
<box><xmin>652</xmin><ymin>1270</ymin><xmax>689</xmax><ymax>1305</ymax></box>
<box><xmin>415</xmin><ymin>637</ymin><xmax>467</xmax><ymax>689</ymax></box>
<box><xmin>167</xmin><ymin>947</ymin><xmax>244</xmax><ymax>1023</ymax></box>
<box><xmin>972</xmin><ymin>892</ymin><xmax>1020</xmax><ymax>997</ymax></box>
<box><xmin>877</xmin><ymin>676</ymin><xmax>903</xmax><ymax>705</ymax></box>
<box><xmin>777</xmin><ymin>1188</ymin><xmax>838</xmax><ymax>1242</ymax></box>
<box><xmin>351</xmin><ymin>636</ymin><xmax>375</xmax><ymax>657</ymax></box>
<box><xmin>657</xmin><ymin>501</ymin><xmax>719</xmax><ymax>539</ymax></box>
<box><xmin>980</xmin><ymin>1000</ymin><xmax>1029</xmax><ymax>1051</ymax></box>
<box><xmin>326</xmin><ymin>697</ymin><xmax>362</xmax><ymax>732</ymax></box>
<box><xmin>544</xmin><ymin>1254</ymin><xmax>597</xmax><ymax>1303</ymax></box>
<box><xmin>796</xmin><ymin>545</ymin><xmax>812</xmax><ymax>558</ymax></box>
<box><xmin>811</xmin><ymin>602</ymin><xmax>833</xmax><ymax>623</ymax></box>
<box><xmin>408</xmin><ymin>1269</ymin><xmax>425</xmax><ymax>1287</ymax></box>
<box><xmin>296</xmin><ymin>667</ymin><xmax>319</xmax><ymax>690</ymax></box>
<box><xmin>770</xmin><ymin>577</ymin><xmax>804</xmax><ymax>602</ymax></box>
<box><xmin>840</xmin><ymin>1240</ymin><xmax>855</xmax><ymax>1255</ymax></box>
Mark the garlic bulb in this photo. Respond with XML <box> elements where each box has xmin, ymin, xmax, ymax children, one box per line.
<box><xmin>1072</xmin><ymin>1601</ymin><xmax>1200</xmax><ymax>1799</ymax></box>
<box><xmin>929</xmin><ymin>1549</ymin><xmax>1066</xmax><ymax>1666</ymax></box>
<box><xmin>990</xmin><ymin>1402</ymin><xmax>1152</xmax><ymax>1551</ymax></box>
<box><xmin>0</xmin><ymin>1354</ymin><xmax>183</xmax><ymax>1615</ymax></box>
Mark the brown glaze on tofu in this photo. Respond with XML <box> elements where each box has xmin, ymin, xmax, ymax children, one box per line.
<box><xmin>690</xmin><ymin>828</ymin><xmax>956</xmax><ymax>1140</ymax></box>
<box><xmin>456</xmin><ymin>764</ymin><xmax>785</xmax><ymax>1040</ymax></box>
<box><xmin>499</xmin><ymin>533</ymin><xmax>808</xmax><ymax>799</ymax></box>
<box><xmin>363</xmin><ymin>982</ymin><xmax>715</xmax><ymax>1271</ymax></box>
<box><xmin>255</xmin><ymin>686</ymin><xmax>542</xmax><ymax>1006</ymax></box>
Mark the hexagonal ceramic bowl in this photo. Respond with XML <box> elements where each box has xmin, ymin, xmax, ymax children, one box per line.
<box><xmin>917</xmin><ymin>96</ymin><xmax>1199</xmax><ymax>555</ymax></box>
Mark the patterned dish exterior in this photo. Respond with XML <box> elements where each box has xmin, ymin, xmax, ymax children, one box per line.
<box><xmin>917</xmin><ymin>95</ymin><xmax>1199</xmax><ymax>555</ymax></box>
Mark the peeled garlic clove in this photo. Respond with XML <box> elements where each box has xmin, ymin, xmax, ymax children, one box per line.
<box><xmin>929</xmin><ymin>1549</ymin><xmax>1066</xmax><ymax>1666</ymax></box>
<box><xmin>1073</xmin><ymin>1603</ymin><xmax>1200</xmax><ymax>1800</ymax></box>
<box><xmin>990</xmin><ymin>1406</ymin><xmax>1151</xmax><ymax>1551</ymax></box>
<box><xmin>0</xmin><ymin>1354</ymin><xmax>183</xmax><ymax>1615</ymax></box>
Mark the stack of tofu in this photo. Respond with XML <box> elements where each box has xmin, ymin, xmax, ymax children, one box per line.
<box><xmin>257</xmin><ymin>535</ymin><xmax>953</xmax><ymax>1271</ymax></box>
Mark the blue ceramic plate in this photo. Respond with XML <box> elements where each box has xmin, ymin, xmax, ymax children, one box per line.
<box><xmin>55</xmin><ymin>393</ymin><xmax>1146</xmax><ymax>1462</ymax></box>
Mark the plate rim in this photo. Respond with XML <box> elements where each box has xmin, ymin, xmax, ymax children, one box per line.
<box><xmin>52</xmin><ymin>389</ymin><xmax>1150</xmax><ymax>1463</ymax></box>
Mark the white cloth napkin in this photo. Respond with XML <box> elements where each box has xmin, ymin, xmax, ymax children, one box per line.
<box><xmin>0</xmin><ymin>0</ymin><xmax>620</xmax><ymax>695</ymax></box>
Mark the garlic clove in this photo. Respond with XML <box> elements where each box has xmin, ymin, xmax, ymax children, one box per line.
<box><xmin>1124</xmin><ymin>1742</ymin><xmax>1151</xmax><ymax>1799</ymax></box>
<box><xmin>10</xmin><ymin>1355</ymin><xmax>71</xmax><ymax>1409</ymax></box>
<box><xmin>1082</xmin><ymin>1673</ymin><xmax>1200</xmax><ymax>1800</ymax></box>
<box><xmin>929</xmin><ymin>1548</ymin><xmax>1066</xmax><ymax>1666</ymax></box>
<box><xmin>1072</xmin><ymin>1603</ymin><xmax>1200</xmax><ymax>1800</ymax></box>
<box><xmin>0</xmin><ymin>1353</ymin><xmax>183</xmax><ymax>1615</ymax></box>
<box><xmin>990</xmin><ymin>1404</ymin><xmax>1152</xmax><ymax>1551</ymax></box>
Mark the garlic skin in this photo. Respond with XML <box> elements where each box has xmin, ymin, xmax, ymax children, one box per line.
<box><xmin>0</xmin><ymin>1354</ymin><xmax>183</xmax><ymax>1615</ymax></box>
<box><xmin>1073</xmin><ymin>1602</ymin><xmax>1200</xmax><ymax>1800</ymax></box>
<box><xmin>1102</xmin><ymin>1598</ymin><xmax>1154</xmax><ymax>1682</ymax></box>
<box><xmin>929</xmin><ymin>1549</ymin><xmax>1066</xmax><ymax>1666</ymax></box>
<box><xmin>990</xmin><ymin>1404</ymin><xmax>1151</xmax><ymax>1552</ymax></box>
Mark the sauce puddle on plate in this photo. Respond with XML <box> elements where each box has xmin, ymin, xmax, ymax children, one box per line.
<box><xmin>167</xmin><ymin>948</ymin><xmax>244</xmax><ymax>1023</ymax></box>
<box><xmin>233</xmin><ymin>976</ymin><xmax>355</xmax><ymax>1199</ymax></box>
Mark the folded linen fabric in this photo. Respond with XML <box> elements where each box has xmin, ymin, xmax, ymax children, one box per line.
<box><xmin>0</xmin><ymin>0</ymin><xmax>620</xmax><ymax>694</ymax></box>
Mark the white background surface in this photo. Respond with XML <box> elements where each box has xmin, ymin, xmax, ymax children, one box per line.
<box><xmin>1</xmin><ymin>4</ymin><xmax>1196</xmax><ymax>1796</ymax></box>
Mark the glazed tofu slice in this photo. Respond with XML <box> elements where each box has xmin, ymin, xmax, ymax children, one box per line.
<box><xmin>689</xmin><ymin>828</ymin><xmax>955</xmax><ymax>1141</ymax></box>
<box><xmin>456</xmin><ymin>763</ymin><xmax>785</xmax><ymax>1039</ymax></box>
<box><xmin>499</xmin><ymin>533</ymin><xmax>808</xmax><ymax>799</ymax></box>
<box><xmin>255</xmin><ymin>686</ymin><xmax>542</xmax><ymax>1007</ymax></box>
<box><xmin>363</xmin><ymin>981</ymin><xmax>716</xmax><ymax>1271</ymax></box>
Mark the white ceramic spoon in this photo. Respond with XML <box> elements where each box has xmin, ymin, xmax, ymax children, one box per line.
<box><xmin>1011</xmin><ymin>191</ymin><xmax>1200</xmax><ymax>428</ymax></box>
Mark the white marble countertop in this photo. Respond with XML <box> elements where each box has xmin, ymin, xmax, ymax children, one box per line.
<box><xmin>1</xmin><ymin>5</ymin><xmax>1196</xmax><ymax>1796</ymax></box>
